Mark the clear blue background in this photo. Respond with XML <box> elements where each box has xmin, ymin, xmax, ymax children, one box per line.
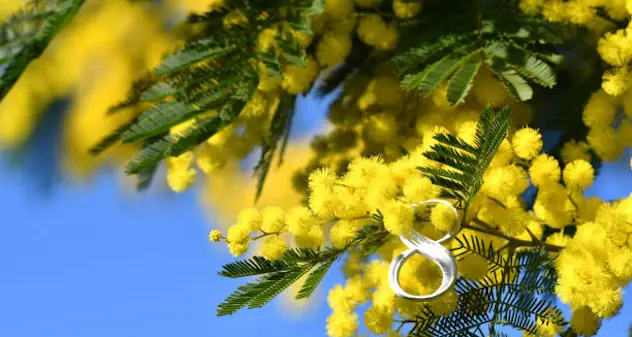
<box><xmin>0</xmin><ymin>94</ymin><xmax>631</xmax><ymax>337</ymax></box>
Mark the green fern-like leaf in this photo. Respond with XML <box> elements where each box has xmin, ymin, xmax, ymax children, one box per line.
<box><xmin>395</xmin><ymin>0</ymin><xmax>562</xmax><ymax>104</ymax></box>
<box><xmin>219</xmin><ymin>255</ymin><xmax>294</xmax><ymax>278</ymax></box>
<box><xmin>0</xmin><ymin>0</ymin><xmax>85</xmax><ymax>100</ymax></box>
<box><xmin>420</xmin><ymin>106</ymin><xmax>510</xmax><ymax>205</ymax></box>
<box><xmin>120</xmin><ymin>102</ymin><xmax>201</xmax><ymax>143</ymax></box>
<box><xmin>88</xmin><ymin>0</ymin><xmax>321</xmax><ymax>193</ymax></box>
<box><xmin>88</xmin><ymin>116</ymin><xmax>138</xmax><ymax>156</ymax></box>
<box><xmin>295</xmin><ymin>258</ymin><xmax>335</xmax><ymax>300</ymax></box>
<box><xmin>217</xmin><ymin>247</ymin><xmax>342</xmax><ymax>316</ymax></box>
<box><xmin>413</xmin><ymin>237</ymin><xmax>563</xmax><ymax>337</ymax></box>
<box><xmin>253</xmin><ymin>94</ymin><xmax>296</xmax><ymax>201</ymax></box>
<box><xmin>124</xmin><ymin>135</ymin><xmax>171</xmax><ymax>175</ymax></box>
<box><xmin>154</xmin><ymin>38</ymin><xmax>241</xmax><ymax>76</ymax></box>
<box><xmin>124</xmin><ymin>101</ymin><xmax>244</xmax><ymax>175</ymax></box>
<box><xmin>488</xmin><ymin>59</ymin><xmax>534</xmax><ymax>101</ymax></box>
<box><xmin>446</xmin><ymin>60</ymin><xmax>482</xmax><ymax>104</ymax></box>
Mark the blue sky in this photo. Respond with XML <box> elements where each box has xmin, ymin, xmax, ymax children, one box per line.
<box><xmin>0</xmin><ymin>93</ymin><xmax>631</xmax><ymax>337</ymax></box>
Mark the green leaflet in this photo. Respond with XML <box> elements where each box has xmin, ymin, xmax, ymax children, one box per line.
<box><xmin>217</xmin><ymin>248</ymin><xmax>342</xmax><ymax>316</ymax></box>
<box><xmin>219</xmin><ymin>256</ymin><xmax>295</xmax><ymax>278</ymax></box>
<box><xmin>88</xmin><ymin>116</ymin><xmax>138</xmax><ymax>155</ymax></box>
<box><xmin>486</xmin><ymin>42</ymin><xmax>556</xmax><ymax>89</ymax></box>
<box><xmin>253</xmin><ymin>94</ymin><xmax>296</xmax><ymax>201</ymax></box>
<box><xmin>295</xmin><ymin>258</ymin><xmax>334</xmax><ymax>300</ymax></box>
<box><xmin>395</xmin><ymin>0</ymin><xmax>562</xmax><ymax>104</ymax></box>
<box><xmin>217</xmin><ymin>266</ymin><xmax>311</xmax><ymax>316</ymax></box>
<box><xmin>140</xmin><ymin>82</ymin><xmax>176</xmax><ymax>103</ymax></box>
<box><xmin>0</xmin><ymin>0</ymin><xmax>85</xmax><ymax>100</ymax></box>
<box><xmin>154</xmin><ymin>39</ymin><xmax>240</xmax><ymax>76</ymax></box>
<box><xmin>165</xmin><ymin>112</ymin><xmax>233</xmax><ymax>157</ymax></box>
<box><xmin>120</xmin><ymin>101</ymin><xmax>201</xmax><ymax>143</ymax></box>
<box><xmin>491</xmin><ymin>64</ymin><xmax>534</xmax><ymax>101</ymax></box>
<box><xmin>446</xmin><ymin>60</ymin><xmax>482</xmax><ymax>104</ymax></box>
<box><xmin>408</xmin><ymin>52</ymin><xmax>466</xmax><ymax>94</ymax></box>
<box><xmin>124</xmin><ymin>136</ymin><xmax>171</xmax><ymax>175</ymax></box>
<box><xmin>413</xmin><ymin>238</ymin><xmax>561</xmax><ymax>337</ymax></box>
<box><xmin>419</xmin><ymin>106</ymin><xmax>510</xmax><ymax>204</ymax></box>
<box><xmin>124</xmin><ymin>101</ymin><xmax>245</xmax><ymax>175</ymax></box>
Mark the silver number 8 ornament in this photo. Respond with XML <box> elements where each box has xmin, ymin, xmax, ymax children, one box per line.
<box><xmin>388</xmin><ymin>199</ymin><xmax>461</xmax><ymax>301</ymax></box>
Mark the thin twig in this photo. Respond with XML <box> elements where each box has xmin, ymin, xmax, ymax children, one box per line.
<box><xmin>463</xmin><ymin>221</ymin><xmax>563</xmax><ymax>252</ymax></box>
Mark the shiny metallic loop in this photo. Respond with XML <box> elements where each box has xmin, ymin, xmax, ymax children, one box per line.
<box><xmin>388</xmin><ymin>199</ymin><xmax>461</xmax><ymax>301</ymax></box>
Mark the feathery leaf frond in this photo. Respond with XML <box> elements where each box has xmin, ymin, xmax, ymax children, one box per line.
<box><xmin>0</xmin><ymin>0</ymin><xmax>85</xmax><ymax>100</ymax></box>
<box><xmin>420</xmin><ymin>106</ymin><xmax>510</xmax><ymax>205</ymax></box>
<box><xmin>217</xmin><ymin>247</ymin><xmax>342</xmax><ymax>316</ymax></box>
<box><xmin>394</xmin><ymin>0</ymin><xmax>563</xmax><ymax>105</ymax></box>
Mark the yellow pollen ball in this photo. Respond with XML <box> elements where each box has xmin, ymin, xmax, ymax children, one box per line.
<box><xmin>237</xmin><ymin>207</ymin><xmax>262</xmax><ymax>232</ymax></box>
<box><xmin>602</xmin><ymin>67</ymin><xmax>630</xmax><ymax>96</ymax></box>
<box><xmin>256</xmin><ymin>27</ymin><xmax>277</xmax><ymax>52</ymax></box>
<box><xmin>393</xmin><ymin>0</ymin><xmax>422</xmax><ymax>18</ymax></box>
<box><xmin>328</xmin><ymin>284</ymin><xmax>355</xmax><ymax>312</ymax></box>
<box><xmin>282</xmin><ymin>57</ymin><xmax>319</xmax><ymax>94</ymax></box>
<box><xmin>430</xmin><ymin>203</ymin><xmax>458</xmax><ymax>232</ymax></box>
<box><xmin>330</xmin><ymin>220</ymin><xmax>362</xmax><ymax>249</ymax></box>
<box><xmin>457</xmin><ymin>254</ymin><xmax>489</xmax><ymax>281</ymax></box>
<box><xmin>529</xmin><ymin>154</ymin><xmax>561</xmax><ymax>186</ymax></box>
<box><xmin>357</xmin><ymin>14</ymin><xmax>399</xmax><ymax>51</ymax></box>
<box><xmin>324</xmin><ymin>0</ymin><xmax>354</xmax><ymax>20</ymax></box>
<box><xmin>582</xmin><ymin>90</ymin><xmax>617</xmax><ymax>128</ymax></box>
<box><xmin>196</xmin><ymin>142</ymin><xmax>228</xmax><ymax>173</ymax></box>
<box><xmin>403</xmin><ymin>175</ymin><xmax>438</xmax><ymax>203</ymax></box>
<box><xmin>570</xmin><ymin>306</ymin><xmax>601</xmax><ymax>336</ymax></box>
<box><xmin>587</xmin><ymin>126</ymin><xmax>624</xmax><ymax>161</ymax></box>
<box><xmin>560</xmin><ymin>140</ymin><xmax>591</xmax><ymax>164</ymax></box>
<box><xmin>261</xmin><ymin>206</ymin><xmax>286</xmax><ymax>233</ymax></box>
<box><xmin>166</xmin><ymin>154</ymin><xmax>197</xmax><ymax>193</ymax></box>
<box><xmin>226</xmin><ymin>224</ymin><xmax>250</xmax><ymax>256</ymax></box>
<box><xmin>366</xmin><ymin>113</ymin><xmax>398</xmax><ymax>143</ymax></box>
<box><xmin>519</xmin><ymin>0</ymin><xmax>544</xmax><ymax>15</ymax></box>
<box><xmin>364</xmin><ymin>306</ymin><xmax>393</xmax><ymax>334</ymax></box>
<box><xmin>326</xmin><ymin>310</ymin><xmax>358</xmax><ymax>337</ymax></box>
<box><xmin>261</xmin><ymin>235</ymin><xmax>288</xmax><ymax>261</ymax></box>
<box><xmin>563</xmin><ymin>160</ymin><xmax>595</xmax><ymax>190</ymax></box>
<box><xmin>382</xmin><ymin>200</ymin><xmax>414</xmax><ymax>235</ymax></box>
<box><xmin>209</xmin><ymin>230</ymin><xmax>222</xmax><ymax>242</ymax></box>
<box><xmin>512</xmin><ymin>127</ymin><xmax>543</xmax><ymax>160</ymax></box>
<box><xmin>316</xmin><ymin>31</ymin><xmax>352</xmax><ymax>67</ymax></box>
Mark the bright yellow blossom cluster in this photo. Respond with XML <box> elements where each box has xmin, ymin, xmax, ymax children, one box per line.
<box><xmin>556</xmin><ymin>193</ymin><xmax>632</xmax><ymax>329</ymax></box>
<box><xmin>293</xmin><ymin>67</ymin><xmax>535</xmax><ymax>194</ymax></box>
<box><xmin>522</xmin><ymin>0</ymin><xmax>632</xmax><ymax>163</ymax></box>
<box><xmin>3</xmin><ymin>1</ymin><xmax>632</xmax><ymax>335</ymax></box>
<box><xmin>213</xmin><ymin>119</ymin><xmax>626</xmax><ymax>336</ymax></box>
<box><xmin>581</xmin><ymin>89</ymin><xmax>632</xmax><ymax>161</ymax></box>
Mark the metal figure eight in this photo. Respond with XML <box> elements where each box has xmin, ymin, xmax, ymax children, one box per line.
<box><xmin>387</xmin><ymin>199</ymin><xmax>461</xmax><ymax>301</ymax></box>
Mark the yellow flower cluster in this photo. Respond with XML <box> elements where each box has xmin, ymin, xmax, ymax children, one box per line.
<box><xmin>215</xmin><ymin>120</ymin><xmax>624</xmax><ymax>336</ymax></box>
<box><xmin>293</xmin><ymin>66</ymin><xmax>535</xmax><ymax>194</ymax></box>
<box><xmin>581</xmin><ymin>89</ymin><xmax>632</xmax><ymax>161</ymax></box>
<box><xmin>166</xmin><ymin>120</ymin><xmax>198</xmax><ymax>192</ymax></box>
<box><xmin>522</xmin><ymin>0</ymin><xmax>632</xmax><ymax>163</ymax></box>
<box><xmin>556</xmin><ymin>194</ymin><xmax>632</xmax><ymax>323</ymax></box>
<box><xmin>521</xmin><ymin>0</ymin><xmax>628</xmax><ymax>27</ymax></box>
